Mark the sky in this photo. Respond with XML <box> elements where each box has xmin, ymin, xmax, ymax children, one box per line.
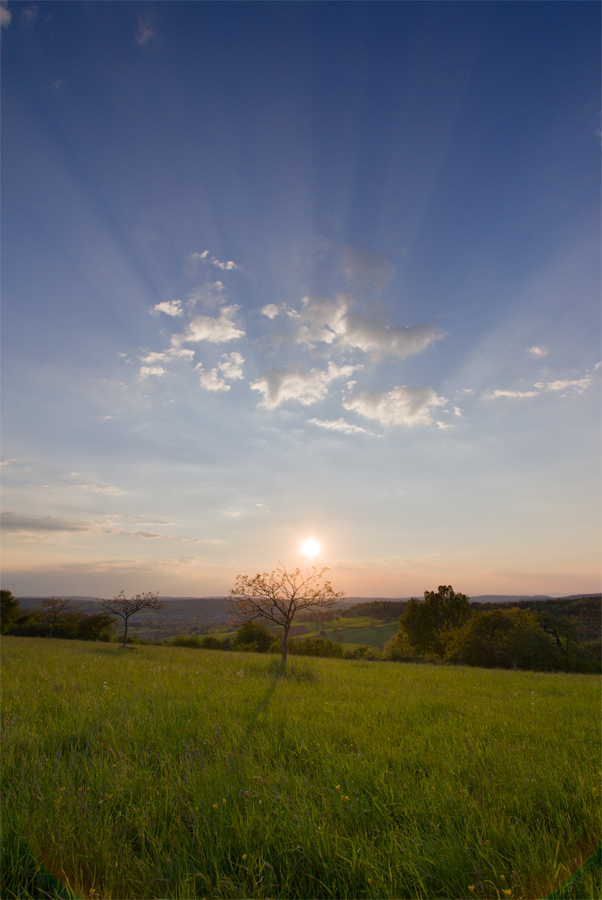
<box><xmin>1</xmin><ymin>1</ymin><xmax>600</xmax><ymax>600</ymax></box>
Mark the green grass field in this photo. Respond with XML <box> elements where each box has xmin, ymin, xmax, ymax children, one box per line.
<box><xmin>1</xmin><ymin>636</ymin><xmax>600</xmax><ymax>900</ymax></box>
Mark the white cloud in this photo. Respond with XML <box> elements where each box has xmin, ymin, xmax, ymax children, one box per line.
<box><xmin>190</xmin><ymin>250</ymin><xmax>240</xmax><ymax>271</ymax></box>
<box><xmin>196</xmin><ymin>353</ymin><xmax>244</xmax><ymax>392</ymax></box>
<box><xmin>196</xmin><ymin>368</ymin><xmax>230</xmax><ymax>392</ymax></box>
<box><xmin>136</xmin><ymin>18</ymin><xmax>154</xmax><ymax>46</ymax></box>
<box><xmin>1</xmin><ymin>2</ymin><xmax>11</xmax><ymax>27</ymax></box>
<box><xmin>486</xmin><ymin>389</ymin><xmax>540</xmax><ymax>399</ymax></box>
<box><xmin>593</xmin><ymin>362</ymin><xmax>601</xmax><ymax>371</ymax></box>
<box><xmin>340</xmin><ymin>246</ymin><xmax>396</xmax><ymax>293</ymax></box>
<box><xmin>535</xmin><ymin>375</ymin><xmax>593</xmax><ymax>395</ymax></box>
<box><xmin>261</xmin><ymin>304</ymin><xmax>281</xmax><ymax>319</ymax></box>
<box><xmin>173</xmin><ymin>307</ymin><xmax>244</xmax><ymax>345</ymax></box>
<box><xmin>251</xmin><ymin>362</ymin><xmax>360</xmax><ymax>409</ymax></box>
<box><xmin>217</xmin><ymin>351</ymin><xmax>244</xmax><ymax>380</ymax></box>
<box><xmin>453</xmin><ymin>406</ymin><xmax>463</xmax><ymax>417</ymax></box>
<box><xmin>151</xmin><ymin>300</ymin><xmax>183</xmax><ymax>317</ymax></box>
<box><xmin>295</xmin><ymin>293</ymin><xmax>441</xmax><ymax>360</ymax></box>
<box><xmin>436</xmin><ymin>421</ymin><xmax>453</xmax><ymax>429</ymax></box>
<box><xmin>169</xmin><ymin>348</ymin><xmax>195</xmax><ymax>360</ymax></box>
<box><xmin>139</xmin><ymin>351</ymin><xmax>168</xmax><ymax>364</ymax></box>
<box><xmin>138</xmin><ymin>365</ymin><xmax>166</xmax><ymax>379</ymax></box>
<box><xmin>343</xmin><ymin>385</ymin><xmax>447</xmax><ymax>426</ymax></box>
<box><xmin>307</xmin><ymin>417</ymin><xmax>370</xmax><ymax>435</ymax></box>
<box><xmin>528</xmin><ymin>345</ymin><xmax>549</xmax><ymax>357</ymax></box>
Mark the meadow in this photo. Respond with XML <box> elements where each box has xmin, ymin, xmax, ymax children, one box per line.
<box><xmin>1</xmin><ymin>636</ymin><xmax>600</xmax><ymax>900</ymax></box>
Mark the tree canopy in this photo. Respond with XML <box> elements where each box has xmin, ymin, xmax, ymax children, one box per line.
<box><xmin>229</xmin><ymin>564</ymin><xmax>344</xmax><ymax>664</ymax></box>
<box><xmin>100</xmin><ymin>592</ymin><xmax>165</xmax><ymax>648</ymax></box>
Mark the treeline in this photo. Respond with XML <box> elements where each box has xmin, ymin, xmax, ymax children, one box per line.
<box><xmin>1</xmin><ymin>593</ymin><xmax>115</xmax><ymax>641</ymax></box>
<box><xmin>384</xmin><ymin>587</ymin><xmax>600</xmax><ymax>673</ymax></box>
<box><xmin>346</xmin><ymin>600</ymin><xmax>408</xmax><ymax>620</ymax></box>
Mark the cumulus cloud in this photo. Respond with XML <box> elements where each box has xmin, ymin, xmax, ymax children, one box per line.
<box><xmin>138</xmin><ymin>365</ymin><xmax>166</xmax><ymax>379</ymax></box>
<box><xmin>136</xmin><ymin>17</ymin><xmax>154</xmax><ymax>46</ymax></box>
<box><xmin>151</xmin><ymin>300</ymin><xmax>183</xmax><ymax>317</ymax></box>
<box><xmin>307</xmin><ymin>417</ymin><xmax>371</xmax><ymax>435</ymax></box>
<box><xmin>251</xmin><ymin>362</ymin><xmax>360</xmax><ymax>409</ymax></box>
<box><xmin>196</xmin><ymin>368</ymin><xmax>230</xmax><ymax>392</ymax></box>
<box><xmin>340</xmin><ymin>246</ymin><xmax>396</xmax><ymax>293</ymax></box>
<box><xmin>528</xmin><ymin>345</ymin><xmax>549</xmax><ymax>357</ymax></box>
<box><xmin>217</xmin><ymin>351</ymin><xmax>244</xmax><ymax>380</ymax></box>
<box><xmin>1</xmin><ymin>1</ymin><xmax>11</xmax><ymax>27</ymax></box>
<box><xmin>190</xmin><ymin>250</ymin><xmax>240</xmax><ymax>271</ymax></box>
<box><xmin>196</xmin><ymin>352</ymin><xmax>245</xmax><ymax>392</ymax></box>
<box><xmin>343</xmin><ymin>385</ymin><xmax>447</xmax><ymax>426</ymax></box>
<box><xmin>295</xmin><ymin>293</ymin><xmax>441</xmax><ymax>360</ymax></box>
<box><xmin>173</xmin><ymin>307</ymin><xmax>244</xmax><ymax>346</ymax></box>
<box><xmin>1</xmin><ymin>512</ymin><xmax>89</xmax><ymax>532</ymax></box>
<box><xmin>261</xmin><ymin>304</ymin><xmax>281</xmax><ymax>319</ymax></box>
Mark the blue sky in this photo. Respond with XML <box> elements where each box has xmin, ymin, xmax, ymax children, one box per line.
<box><xmin>2</xmin><ymin>1</ymin><xmax>600</xmax><ymax>599</ymax></box>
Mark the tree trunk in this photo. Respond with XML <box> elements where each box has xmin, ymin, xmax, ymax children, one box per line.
<box><xmin>281</xmin><ymin>623</ymin><xmax>291</xmax><ymax>665</ymax></box>
<box><xmin>122</xmin><ymin>617</ymin><xmax>128</xmax><ymax>648</ymax></box>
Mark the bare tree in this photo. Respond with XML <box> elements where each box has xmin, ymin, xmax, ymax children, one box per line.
<box><xmin>229</xmin><ymin>564</ymin><xmax>345</xmax><ymax>664</ymax></box>
<box><xmin>35</xmin><ymin>597</ymin><xmax>79</xmax><ymax>638</ymax></box>
<box><xmin>100</xmin><ymin>591</ymin><xmax>165</xmax><ymax>648</ymax></box>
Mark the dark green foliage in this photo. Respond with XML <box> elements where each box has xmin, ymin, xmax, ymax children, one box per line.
<box><xmin>233</xmin><ymin>620</ymin><xmax>274</xmax><ymax>652</ymax></box>
<box><xmin>200</xmin><ymin>635</ymin><xmax>227</xmax><ymax>650</ymax></box>
<box><xmin>287</xmin><ymin>637</ymin><xmax>344</xmax><ymax>658</ymax></box>
<box><xmin>7</xmin><ymin>611</ymin><xmax>114</xmax><ymax>642</ymax></box>
<box><xmin>346</xmin><ymin>600</ymin><xmax>408</xmax><ymax>620</ymax></box>
<box><xmin>443</xmin><ymin>607</ymin><xmax>562</xmax><ymax>670</ymax></box>
<box><xmin>471</xmin><ymin>596</ymin><xmax>601</xmax><ymax>642</ymax></box>
<box><xmin>1</xmin><ymin>590</ymin><xmax>21</xmax><ymax>634</ymax></box>
<box><xmin>401</xmin><ymin>585</ymin><xmax>471</xmax><ymax>656</ymax></box>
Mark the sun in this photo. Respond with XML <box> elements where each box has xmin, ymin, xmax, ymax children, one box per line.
<box><xmin>300</xmin><ymin>537</ymin><xmax>321</xmax><ymax>559</ymax></box>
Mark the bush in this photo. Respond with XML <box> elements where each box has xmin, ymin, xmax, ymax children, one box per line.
<box><xmin>233</xmin><ymin>621</ymin><xmax>274</xmax><ymax>652</ymax></box>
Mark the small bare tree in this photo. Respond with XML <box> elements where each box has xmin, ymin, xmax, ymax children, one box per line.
<box><xmin>229</xmin><ymin>564</ymin><xmax>345</xmax><ymax>664</ymax></box>
<box><xmin>35</xmin><ymin>597</ymin><xmax>79</xmax><ymax>638</ymax></box>
<box><xmin>100</xmin><ymin>591</ymin><xmax>165</xmax><ymax>648</ymax></box>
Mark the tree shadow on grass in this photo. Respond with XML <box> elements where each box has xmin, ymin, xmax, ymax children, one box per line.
<box><xmin>0</xmin><ymin>832</ymin><xmax>77</xmax><ymax>900</ymax></box>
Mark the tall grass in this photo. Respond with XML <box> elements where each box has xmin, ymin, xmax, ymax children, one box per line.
<box><xmin>1</xmin><ymin>636</ymin><xmax>600</xmax><ymax>899</ymax></box>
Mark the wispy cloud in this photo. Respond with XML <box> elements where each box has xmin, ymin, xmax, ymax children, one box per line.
<box><xmin>486</xmin><ymin>389</ymin><xmax>540</xmax><ymax>399</ymax></box>
<box><xmin>340</xmin><ymin>246</ymin><xmax>396</xmax><ymax>293</ymax></box>
<box><xmin>1</xmin><ymin>512</ymin><xmax>89</xmax><ymax>532</ymax></box>
<box><xmin>136</xmin><ymin>18</ymin><xmax>154</xmax><ymax>46</ymax></box>
<box><xmin>1</xmin><ymin>1</ymin><xmax>11</xmax><ymax>27</ymax></box>
<box><xmin>343</xmin><ymin>385</ymin><xmax>447</xmax><ymax>426</ymax></box>
<box><xmin>251</xmin><ymin>362</ymin><xmax>360</xmax><ymax>409</ymax></box>
<box><xmin>307</xmin><ymin>417</ymin><xmax>372</xmax><ymax>435</ymax></box>
<box><xmin>528</xmin><ymin>345</ymin><xmax>549</xmax><ymax>357</ymax></box>
<box><xmin>535</xmin><ymin>375</ymin><xmax>593</xmax><ymax>395</ymax></box>
<box><xmin>188</xmin><ymin>282</ymin><xmax>226</xmax><ymax>309</ymax></box>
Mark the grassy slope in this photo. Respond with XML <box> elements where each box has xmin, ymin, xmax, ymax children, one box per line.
<box><xmin>1</xmin><ymin>636</ymin><xmax>600</xmax><ymax>900</ymax></box>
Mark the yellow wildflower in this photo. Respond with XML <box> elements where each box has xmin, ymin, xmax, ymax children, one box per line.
<box><xmin>242</xmin><ymin>854</ymin><xmax>247</xmax><ymax>861</ymax></box>
<box><xmin>468</xmin><ymin>888</ymin><xmax>475</xmax><ymax>893</ymax></box>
